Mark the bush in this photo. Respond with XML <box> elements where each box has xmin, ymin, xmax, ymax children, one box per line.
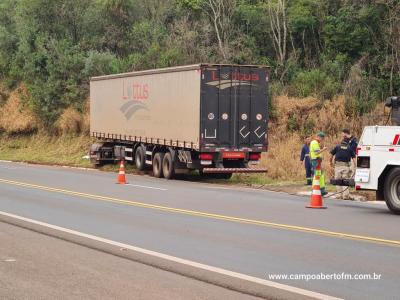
<box><xmin>287</xmin><ymin>114</ymin><xmax>300</xmax><ymax>132</ymax></box>
<box><xmin>0</xmin><ymin>85</ymin><xmax>39</xmax><ymax>134</ymax></box>
<box><xmin>83</xmin><ymin>51</ymin><xmax>121</xmax><ymax>78</ymax></box>
<box><xmin>54</xmin><ymin>107</ymin><xmax>85</xmax><ymax>135</ymax></box>
<box><xmin>289</xmin><ymin>69</ymin><xmax>340</xmax><ymax>99</ymax></box>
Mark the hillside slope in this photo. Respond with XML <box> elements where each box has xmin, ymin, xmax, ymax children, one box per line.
<box><xmin>0</xmin><ymin>88</ymin><xmax>387</xmax><ymax>184</ymax></box>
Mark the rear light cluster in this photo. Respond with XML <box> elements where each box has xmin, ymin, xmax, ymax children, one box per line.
<box><xmin>199</xmin><ymin>152</ymin><xmax>261</xmax><ymax>161</ymax></box>
<box><xmin>249</xmin><ymin>153</ymin><xmax>261</xmax><ymax>161</ymax></box>
<box><xmin>199</xmin><ymin>153</ymin><xmax>213</xmax><ymax>160</ymax></box>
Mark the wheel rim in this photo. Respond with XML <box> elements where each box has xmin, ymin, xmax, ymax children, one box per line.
<box><xmin>390</xmin><ymin>176</ymin><xmax>400</xmax><ymax>205</ymax></box>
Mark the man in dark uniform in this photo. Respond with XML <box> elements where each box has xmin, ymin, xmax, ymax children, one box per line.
<box><xmin>342</xmin><ymin>129</ymin><xmax>358</xmax><ymax>176</ymax></box>
<box><xmin>330</xmin><ymin>139</ymin><xmax>356</xmax><ymax>199</ymax></box>
<box><xmin>300</xmin><ymin>136</ymin><xmax>312</xmax><ymax>185</ymax></box>
<box><xmin>342</xmin><ymin>128</ymin><xmax>358</xmax><ymax>154</ymax></box>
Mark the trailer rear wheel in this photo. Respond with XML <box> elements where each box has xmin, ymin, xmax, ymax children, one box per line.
<box><xmin>162</xmin><ymin>152</ymin><xmax>175</xmax><ymax>179</ymax></box>
<box><xmin>135</xmin><ymin>146</ymin><xmax>146</xmax><ymax>171</ymax></box>
<box><xmin>153</xmin><ymin>152</ymin><xmax>164</xmax><ymax>178</ymax></box>
<box><xmin>383</xmin><ymin>167</ymin><xmax>400</xmax><ymax>214</ymax></box>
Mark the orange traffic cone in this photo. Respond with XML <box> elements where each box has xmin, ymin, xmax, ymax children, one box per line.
<box><xmin>306</xmin><ymin>175</ymin><xmax>327</xmax><ymax>209</ymax></box>
<box><xmin>116</xmin><ymin>160</ymin><xmax>127</xmax><ymax>184</ymax></box>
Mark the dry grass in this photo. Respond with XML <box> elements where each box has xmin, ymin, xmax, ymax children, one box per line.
<box><xmin>55</xmin><ymin>100</ymin><xmax>90</xmax><ymax>135</ymax></box>
<box><xmin>263</xmin><ymin>133</ymin><xmax>305</xmax><ymax>180</ymax></box>
<box><xmin>0</xmin><ymin>133</ymin><xmax>93</xmax><ymax>167</ymax></box>
<box><xmin>0</xmin><ymin>88</ymin><xmax>93</xmax><ymax>169</ymax></box>
<box><xmin>81</xmin><ymin>101</ymin><xmax>90</xmax><ymax>134</ymax></box>
<box><xmin>55</xmin><ymin>107</ymin><xmax>84</xmax><ymax>134</ymax></box>
<box><xmin>0</xmin><ymin>82</ymin><xmax>8</xmax><ymax>104</ymax></box>
<box><xmin>257</xmin><ymin>95</ymin><xmax>388</xmax><ymax>182</ymax></box>
<box><xmin>0</xmin><ymin>84</ymin><xmax>40</xmax><ymax>134</ymax></box>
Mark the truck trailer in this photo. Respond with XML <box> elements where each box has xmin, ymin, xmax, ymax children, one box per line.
<box><xmin>89</xmin><ymin>64</ymin><xmax>269</xmax><ymax>179</ymax></box>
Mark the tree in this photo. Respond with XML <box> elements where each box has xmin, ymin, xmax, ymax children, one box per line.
<box><xmin>266</xmin><ymin>0</ymin><xmax>288</xmax><ymax>65</ymax></box>
<box><xmin>179</xmin><ymin>0</ymin><xmax>236</xmax><ymax>61</ymax></box>
<box><xmin>382</xmin><ymin>0</ymin><xmax>400</xmax><ymax>94</ymax></box>
<box><xmin>287</xmin><ymin>0</ymin><xmax>321</xmax><ymax>67</ymax></box>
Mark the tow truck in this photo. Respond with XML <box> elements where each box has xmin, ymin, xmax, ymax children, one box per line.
<box><xmin>332</xmin><ymin>96</ymin><xmax>400</xmax><ymax>214</ymax></box>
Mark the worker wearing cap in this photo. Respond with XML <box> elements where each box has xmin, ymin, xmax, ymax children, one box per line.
<box><xmin>330</xmin><ymin>138</ymin><xmax>356</xmax><ymax>199</ymax></box>
<box><xmin>300</xmin><ymin>136</ymin><xmax>313</xmax><ymax>185</ymax></box>
<box><xmin>310</xmin><ymin>132</ymin><xmax>328</xmax><ymax>196</ymax></box>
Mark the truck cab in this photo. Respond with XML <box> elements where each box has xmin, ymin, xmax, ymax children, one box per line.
<box><xmin>356</xmin><ymin>126</ymin><xmax>400</xmax><ymax>213</ymax></box>
<box><xmin>332</xmin><ymin>96</ymin><xmax>400</xmax><ymax>214</ymax></box>
<box><xmin>354</xmin><ymin>95</ymin><xmax>400</xmax><ymax>214</ymax></box>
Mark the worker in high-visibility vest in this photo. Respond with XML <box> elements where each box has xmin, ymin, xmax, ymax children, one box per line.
<box><xmin>310</xmin><ymin>132</ymin><xmax>328</xmax><ymax>196</ymax></box>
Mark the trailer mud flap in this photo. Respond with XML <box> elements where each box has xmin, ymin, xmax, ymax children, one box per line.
<box><xmin>202</xmin><ymin>168</ymin><xmax>267</xmax><ymax>174</ymax></box>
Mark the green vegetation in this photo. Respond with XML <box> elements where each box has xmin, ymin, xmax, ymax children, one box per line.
<box><xmin>0</xmin><ymin>0</ymin><xmax>399</xmax><ymax>127</ymax></box>
<box><xmin>0</xmin><ymin>0</ymin><xmax>398</xmax><ymax>190</ymax></box>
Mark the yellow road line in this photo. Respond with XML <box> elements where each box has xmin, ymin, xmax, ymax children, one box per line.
<box><xmin>0</xmin><ymin>178</ymin><xmax>399</xmax><ymax>247</ymax></box>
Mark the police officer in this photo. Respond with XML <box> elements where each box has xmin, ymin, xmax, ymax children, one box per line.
<box><xmin>342</xmin><ymin>129</ymin><xmax>358</xmax><ymax>154</ymax></box>
<box><xmin>330</xmin><ymin>138</ymin><xmax>356</xmax><ymax>199</ymax></box>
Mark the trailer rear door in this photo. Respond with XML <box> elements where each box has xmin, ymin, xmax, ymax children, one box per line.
<box><xmin>200</xmin><ymin>65</ymin><xmax>268</xmax><ymax>151</ymax></box>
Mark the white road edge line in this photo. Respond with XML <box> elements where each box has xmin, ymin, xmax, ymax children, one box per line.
<box><xmin>0</xmin><ymin>210</ymin><xmax>341</xmax><ymax>300</ymax></box>
<box><xmin>125</xmin><ymin>183</ymin><xmax>167</xmax><ymax>191</ymax></box>
<box><xmin>0</xmin><ymin>166</ymin><xmax>18</xmax><ymax>170</ymax></box>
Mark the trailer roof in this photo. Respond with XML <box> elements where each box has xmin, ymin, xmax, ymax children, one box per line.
<box><xmin>90</xmin><ymin>63</ymin><xmax>269</xmax><ymax>81</ymax></box>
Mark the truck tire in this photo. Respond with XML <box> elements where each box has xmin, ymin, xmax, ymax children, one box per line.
<box><xmin>153</xmin><ymin>152</ymin><xmax>164</xmax><ymax>178</ymax></box>
<box><xmin>383</xmin><ymin>167</ymin><xmax>400</xmax><ymax>214</ymax></box>
<box><xmin>162</xmin><ymin>152</ymin><xmax>175</xmax><ymax>179</ymax></box>
<box><xmin>135</xmin><ymin>146</ymin><xmax>146</xmax><ymax>171</ymax></box>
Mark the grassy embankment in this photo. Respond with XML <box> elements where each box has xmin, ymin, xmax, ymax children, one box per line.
<box><xmin>0</xmin><ymin>86</ymin><xmax>385</xmax><ymax>191</ymax></box>
<box><xmin>0</xmin><ymin>85</ymin><xmax>92</xmax><ymax>168</ymax></box>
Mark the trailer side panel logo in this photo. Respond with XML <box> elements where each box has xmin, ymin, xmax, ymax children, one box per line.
<box><xmin>120</xmin><ymin>80</ymin><xmax>149</xmax><ymax>120</ymax></box>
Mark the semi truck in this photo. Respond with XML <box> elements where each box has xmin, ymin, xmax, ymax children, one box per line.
<box><xmin>89</xmin><ymin>64</ymin><xmax>269</xmax><ymax>179</ymax></box>
<box><xmin>332</xmin><ymin>96</ymin><xmax>400</xmax><ymax>214</ymax></box>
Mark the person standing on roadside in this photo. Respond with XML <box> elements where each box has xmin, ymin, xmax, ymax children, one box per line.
<box><xmin>310</xmin><ymin>132</ymin><xmax>328</xmax><ymax>196</ymax></box>
<box><xmin>342</xmin><ymin>128</ymin><xmax>358</xmax><ymax>176</ymax></box>
<box><xmin>342</xmin><ymin>128</ymin><xmax>358</xmax><ymax>154</ymax></box>
<box><xmin>330</xmin><ymin>138</ymin><xmax>356</xmax><ymax>200</ymax></box>
<box><xmin>300</xmin><ymin>136</ymin><xmax>313</xmax><ymax>185</ymax></box>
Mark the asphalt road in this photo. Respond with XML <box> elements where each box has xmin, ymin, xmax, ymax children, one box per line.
<box><xmin>0</xmin><ymin>221</ymin><xmax>260</xmax><ymax>300</ymax></box>
<box><xmin>0</xmin><ymin>160</ymin><xmax>399</xmax><ymax>300</ymax></box>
